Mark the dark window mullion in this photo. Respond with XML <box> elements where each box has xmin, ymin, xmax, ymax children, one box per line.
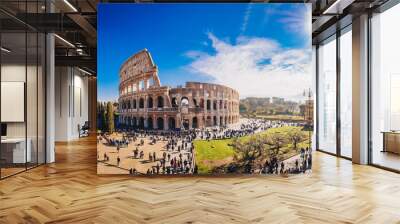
<box><xmin>316</xmin><ymin>45</ymin><xmax>320</xmax><ymax>151</ymax></box>
<box><xmin>367</xmin><ymin>11</ymin><xmax>373</xmax><ymax>165</ymax></box>
<box><xmin>25</xmin><ymin>0</ymin><xmax>28</xmax><ymax>171</ymax></box>
<box><xmin>36</xmin><ymin>0</ymin><xmax>39</xmax><ymax>167</ymax></box>
<box><xmin>336</xmin><ymin>28</ymin><xmax>341</xmax><ymax>157</ymax></box>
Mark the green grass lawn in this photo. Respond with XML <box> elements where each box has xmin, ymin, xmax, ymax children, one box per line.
<box><xmin>193</xmin><ymin>139</ymin><xmax>236</xmax><ymax>174</ymax></box>
<box><xmin>194</xmin><ymin>126</ymin><xmax>311</xmax><ymax>174</ymax></box>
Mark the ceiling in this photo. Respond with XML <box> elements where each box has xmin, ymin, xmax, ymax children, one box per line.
<box><xmin>310</xmin><ymin>0</ymin><xmax>390</xmax><ymax>44</ymax></box>
<box><xmin>0</xmin><ymin>0</ymin><xmax>98</xmax><ymax>75</ymax></box>
<box><xmin>0</xmin><ymin>0</ymin><xmax>395</xmax><ymax>76</ymax></box>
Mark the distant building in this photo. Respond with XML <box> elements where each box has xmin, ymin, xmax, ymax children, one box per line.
<box><xmin>305</xmin><ymin>99</ymin><xmax>314</xmax><ymax>123</ymax></box>
<box><xmin>272</xmin><ymin>97</ymin><xmax>285</xmax><ymax>104</ymax></box>
<box><xmin>299</xmin><ymin>104</ymin><xmax>306</xmax><ymax>117</ymax></box>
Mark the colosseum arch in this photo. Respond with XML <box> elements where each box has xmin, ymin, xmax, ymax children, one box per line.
<box><xmin>213</xmin><ymin>101</ymin><xmax>217</xmax><ymax>110</ymax></box>
<box><xmin>147</xmin><ymin>117</ymin><xmax>153</xmax><ymax>129</ymax></box>
<box><xmin>157</xmin><ymin>96</ymin><xmax>164</xmax><ymax>108</ymax></box>
<box><xmin>168</xmin><ymin>117</ymin><xmax>176</xmax><ymax>129</ymax></box>
<box><xmin>132</xmin><ymin>117</ymin><xmax>137</xmax><ymax>128</ymax></box>
<box><xmin>181</xmin><ymin>119</ymin><xmax>189</xmax><ymax>129</ymax></box>
<box><xmin>181</xmin><ymin>97</ymin><xmax>189</xmax><ymax>107</ymax></box>
<box><xmin>193</xmin><ymin>98</ymin><xmax>198</xmax><ymax>107</ymax></box>
<box><xmin>148</xmin><ymin>97</ymin><xmax>153</xmax><ymax>108</ymax></box>
<box><xmin>139</xmin><ymin>98</ymin><xmax>144</xmax><ymax>108</ymax></box>
<box><xmin>132</xmin><ymin>99</ymin><xmax>136</xmax><ymax>109</ymax></box>
<box><xmin>139</xmin><ymin>117</ymin><xmax>145</xmax><ymax>129</ymax></box>
<box><xmin>200</xmin><ymin>99</ymin><xmax>204</xmax><ymax>108</ymax></box>
<box><xmin>213</xmin><ymin>116</ymin><xmax>217</xmax><ymax>126</ymax></box>
<box><xmin>206</xmin><ymin>116</ymin><xmax>212</xmax><ymax>127</ymax></box>
<box><xmin>127</xmin><ymin>117</ymin><xmax>131</xmax><ymax>129</ymax></box>
<box><xmin>207</xmin><ymin>100</ymin><xmax>211</xmax><ymax>110</ymax></box>
<box><xmin>171</xmin><ymin>97</ymin><xmax>178</xmax><ymax>107</ymax></box>
<box><xmin>192</xmin><ymin>117</ymin><xmax>198</xmax><ymax>128</ymax></box>
<box><xmin>157</xmin><ymin>117</ymin><xmax>164</xmax><ymax>130</ymax></box>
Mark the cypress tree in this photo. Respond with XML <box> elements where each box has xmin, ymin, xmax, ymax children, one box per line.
<box><xmin>106</xmin><ymin>102</ymin><xmax>115</xmax><ymax>133</ymax></box>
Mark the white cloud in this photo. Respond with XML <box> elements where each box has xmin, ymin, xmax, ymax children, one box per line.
<box><xmin>241</xmin><ymin>4</ymin><xmax>253</xmax><ymax>33</ymax></box>
<box><xmin>265</xmin><ymin>4</ymin><xmax>311</xmax><ymax>39</ymax></box>
<box><xmin>185</xmin><ymin>33</ymin><xmax>312</xmax><ymax>99</ymax></box>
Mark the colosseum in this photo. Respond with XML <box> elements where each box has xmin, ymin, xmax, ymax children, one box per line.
<box><xmin>118</xmin><ymin>49</ymin><xmax>240</xmax><ymax>130</ymax></box>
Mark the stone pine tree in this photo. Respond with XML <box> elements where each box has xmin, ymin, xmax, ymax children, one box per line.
<box><xmin>102</xmin><ymin>102</ymin><xmax>107</xmax><ymax>131</ymax></box>
<box><xmin>287</xmin><ymin>128</ymin><xmax>305</xmax><ymax>151</ymax></box>
<box><xmin>265</xmin><ymin>132</ymin><xmax>286</xmax><ymax>159</ymax></box>
<box><xmin>106</xmin><ymin>101</ymin><xmax>115</xmax><ymax>133</ymax></box>
<box><xmin>97</xmin><ymin>102</ymin><xmax>107</xmax><ymax>132</ymax></box>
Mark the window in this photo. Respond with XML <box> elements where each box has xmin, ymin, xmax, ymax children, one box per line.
<box><xmin>132</xmin><ymin>84</ymin><xmax>137</xmax><ymax>92</ymax></box>
<box><xmin>318</xmin><ymin>35</ymin><xmax>337</xmax><ymax>154</ymax></box>
<box><xmin>148</xmin><ymin>77</ymin><xmax>154</xmax><ymax>87</ymax></box>
<box><xmin>370</xmin><ymin>4</ymin><xmax>400</xmax><ymax>171</ymax></box>
<box><xmin>139</xmin><ymin>80</ymin><xmax>145</xmax><ymax>90</ymax></box>
<box><xmin>340</xmin><ymin>27</ymin><xmax>352</xmax><ymax>158</ymax></box>
<box><xmin>0</xmin><ymin>2</ymin><xmax>46</xmax><ymax>179</ymax></box>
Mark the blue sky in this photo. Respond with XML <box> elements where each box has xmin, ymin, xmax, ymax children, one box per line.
<box><xmin>98</xmin><ymin>3</ymin><xmax>311</xmax><ymax>101</ymax></box>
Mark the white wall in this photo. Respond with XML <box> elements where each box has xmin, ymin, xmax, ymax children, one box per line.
<box><xmin>55</xmin><ymin>67</ymin><xmax>89</xmax><ymax>141</ymax></box>
<box><xmin>1</xmin><ymin>63</ymin><xmax>46</xmax><ymax>164</ymax></box>
<box><xmin>1</xmin><ymin>65</ymin><xmax>40</xmax><ymax>137</ymax></box>
<box><xmin>1</xmin><ymin>65</ymin><xmax>26</xmax><ymax>140</ymax></box>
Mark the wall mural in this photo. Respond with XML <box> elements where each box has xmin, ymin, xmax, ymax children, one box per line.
<box><xmin>97</xmin><ymin>3</ymin><xmax>313</xmax><ymax>175</ymax></box>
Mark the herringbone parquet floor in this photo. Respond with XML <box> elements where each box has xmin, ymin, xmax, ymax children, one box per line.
<box><xmin>1</xmin><ymin>137</ymin><xmax>400</xmax><ymax>224</ymax></box>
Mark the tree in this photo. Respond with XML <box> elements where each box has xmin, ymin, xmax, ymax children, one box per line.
<box><xmin>239</xmin><ymin>103</ymin><xmax>247</xmax><ymax>113</ymax></box>
<box><xmin>287</xmin><ymin>128</ymin><xmax>305</xmax><ymax>151</ymax></box>
<box><xmin>265</xmin><ymin>132</ymin><xmax>286</xmax><ymax>159</ymax></box>
<box><xmin>106</xmin><ymin>102</ymin><xmax>115</xmax><ymax>133</ymax></box>
<box><xmin>97</xmin><ymin>102</ymin><xmax>107</xmax><ymax>132</ymax></box>
<box><xmin>232</xmin><ymin>136</ymin><xmax>266</xmax><ymax>173</ymax></box>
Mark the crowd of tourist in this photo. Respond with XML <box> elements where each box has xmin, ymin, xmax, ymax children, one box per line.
<box><xmin>259</xmin><ymin>147</ymin><xmax>312</xmax><ymax>175</ymax></box>
<box><xmin>98</xmin><ymin>130</ymin><xmax>198</xmax><ymax>175</ymax></box>
<box><xmin>196</xmin><ymin>119</ymin><xmax>284</xmax><ymax>140</ymax></box>
<box><xmin>97</xmin><ymin>118</ymin><xmax>312</xmax><ymax>175</ymax></box>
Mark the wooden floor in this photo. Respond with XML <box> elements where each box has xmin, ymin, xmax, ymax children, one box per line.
<box><xmin>1</xmin><ymin>137</ymin><xmax>400</xmax><ymax>224</ymax></box>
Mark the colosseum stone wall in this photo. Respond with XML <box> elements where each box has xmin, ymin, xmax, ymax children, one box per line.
<box><xmin>118</xmin><ymin>49</ymin><xmax>240</xmax><ymax>130</ymax></box>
